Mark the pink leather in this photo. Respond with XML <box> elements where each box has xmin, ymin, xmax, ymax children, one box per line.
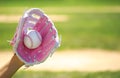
<box><xmin>11</xmin><ymin>8</ymin><xmax>60</xmax><ymax>66</ymax></box>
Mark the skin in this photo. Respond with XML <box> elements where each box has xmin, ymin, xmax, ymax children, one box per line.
<box><xmin>0</xmin><ymin>54</ymin><xmax>24</xmax><ymax>78</ymax></box>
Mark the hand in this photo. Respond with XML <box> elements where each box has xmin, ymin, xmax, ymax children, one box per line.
<box><xmin>0</xmin><ymin>54</ymin><xmax>24</xmax><ymax>78</ymax></box>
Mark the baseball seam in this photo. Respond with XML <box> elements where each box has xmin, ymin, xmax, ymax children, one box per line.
<box><xmin>35</xmin><ymin>31</ymin><xmax>42</xmax><ymax>45</ymax></box>
<box><xmin>26</xmin><ymin>35</ymin><xmax>33</xmax><ymax>49</ymax></box>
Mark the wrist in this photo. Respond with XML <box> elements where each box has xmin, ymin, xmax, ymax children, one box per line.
<box><xmin>0</xmin><ymin>54</ymin><xmax>24</xmax><ymax>78</ymax></box>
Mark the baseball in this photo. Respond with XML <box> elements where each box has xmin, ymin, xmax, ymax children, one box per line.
<box><xmin>24</xmin><ymin>30</ymin><xmax>42</xmax><ymax>49</ymax></box>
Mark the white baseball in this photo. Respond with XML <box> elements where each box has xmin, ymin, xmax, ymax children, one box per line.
<box><xmin>24</xmin><ymin>30</ymin><xmax>42</xmax><ymax>49</ymax></box>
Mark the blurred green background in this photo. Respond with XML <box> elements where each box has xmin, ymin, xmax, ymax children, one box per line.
<box><xmin>0</xmin><ymin>0</ymin><xmax>120</xmax><ymax>78</ymax></box>
<box><xmin>0</xmin><ymin>0</ymin><xmax>120</xmax><ymax>51</ymax></box>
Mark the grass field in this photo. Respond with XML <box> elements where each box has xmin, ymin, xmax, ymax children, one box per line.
<box><xmin>0</xmin><ymin>0</ymin><xmax>120</xmax><ymax>78</ymax></box>
<box><xmin>13</xmin><ymin>70</ymin><xmax>120</xmax><ymax>78</ymax></box>
<box><xmin>0</xmin><ymin>13</ymin><xmax>120</xmax><ymax>51</ymax></box>
<box><xmin>0</xmin><ymin>0</ymin><xmax>120</xmax><ymax>7</ymax></box>
<box><xmin>0</xmin><ymin>0</ymin><xmax>120</xmax><ymax>50</ymax></box>
<box><xmin>0</xmin><ymin>0</ymin><xmax>120</xmax><ymax>51</ymax></box>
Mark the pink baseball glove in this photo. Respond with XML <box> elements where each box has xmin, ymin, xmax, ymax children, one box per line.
<box><xmin>10</xmin><ymin>8</ymin><xmax>60</xmax><ymax>66</ymax></box>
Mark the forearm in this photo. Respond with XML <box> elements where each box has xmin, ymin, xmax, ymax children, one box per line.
<box><xmin>0</xmin><ymin>54</ymin><xmax>24</xmax><ymax>78</ymax></box>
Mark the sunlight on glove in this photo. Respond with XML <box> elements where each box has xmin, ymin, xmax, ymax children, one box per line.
<box><xmin>10</xmin><ymin>8</ymin><xmax>61</xmax><ymax>66</ymax></box>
